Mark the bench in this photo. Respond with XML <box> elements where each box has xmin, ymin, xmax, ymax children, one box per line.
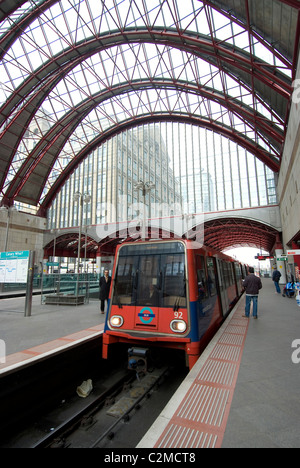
<box><xmin>44</xmin><ymin>294</ymin><xmax>85</xmax><ymax>305</ymax></box>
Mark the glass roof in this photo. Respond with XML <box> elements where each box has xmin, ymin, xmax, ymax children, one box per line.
<box><xmin>0</xmin><ymin>0</ymin><xmax>297</xmax><ymax>211</ymax></box>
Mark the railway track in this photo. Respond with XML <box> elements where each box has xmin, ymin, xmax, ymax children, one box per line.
<box><xmin>36</xmin><ymin>367</ymin><xmax>171</xmax><ymax>449</ymax></box>
<box><xmin>1</xmin><ymin>340</ymin><xmax>187</xmax><ymax>448</ymax></box>
<box><xmin>32</xmin><ymin>369</ymin><xmax>137</xmax><ymax>448</ymax></box>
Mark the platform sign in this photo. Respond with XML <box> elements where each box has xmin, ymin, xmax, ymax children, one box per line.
<box><xmin>287</xmin><ymin>250</ymin><xmax>300</xmax><ymax>256</ymax></box>
<box><xmin>0</xmin><ymin>250</ymin><xmax>30</xmax><ymax>283</ymax></box>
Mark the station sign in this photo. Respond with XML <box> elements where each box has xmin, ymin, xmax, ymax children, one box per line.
<box><xmin>255</xmin><ymin>255</ymin><xmax>273</xmax><ymax>260</ymax></box>
<box><xmin>0</xmin><ymin>250</ymin><xmax>30</xmax><ymax>283</ymax></box>
<box><xmin>287</xmin><ymin>250</ymin><xmax>300</xmax><ymax>256</ymax></box>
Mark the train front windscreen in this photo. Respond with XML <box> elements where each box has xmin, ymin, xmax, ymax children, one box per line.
<box><xmin>111</xmin><ymin>241</ymin><xmax>187</xmax><ymax>310</ymax></box>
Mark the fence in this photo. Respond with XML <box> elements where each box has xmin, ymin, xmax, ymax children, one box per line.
<box><xmin>41</xmin><ymin>273</ymin><xmax>100</xmax><ymax>305</ymax></box>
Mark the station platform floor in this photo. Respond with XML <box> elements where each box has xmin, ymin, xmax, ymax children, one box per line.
<box><xmin>1</xmin><ymin>279</ymin><xmax>300</xmax><ymax>447</ymax></box>
<box><xmin>0</xmin><ymin>295</ymin><xmax>105</xmax><ymax>373</ymax></box>
<box><xmin>139</xmin><ymin>278</ymin><xmax>300</xmax><ymax>448</ymax></box>
<box><xmin>222</xmin><ymin>279</ymin><xmax>300</xmax><ymax>448</ymax></box>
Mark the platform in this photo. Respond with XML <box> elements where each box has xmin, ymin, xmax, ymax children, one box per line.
<box><xmin>1</xmin><ymin>280</ymin><xmax>300</xmax><ymax>447</ymax></box>
<box><xmin>138</xmin><ymin>278</ymin><xmax>300</xmax><ymax>448</ymax></box>
<box><xmin>0</xmin><ymin>295</ymin><xmax>105</xmax><ymax>375</ymax></box>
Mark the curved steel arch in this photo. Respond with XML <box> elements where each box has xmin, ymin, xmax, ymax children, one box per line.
<box><xmin>0</xmin><ymin>66</ymin><xmax>75</xmax><ymax>192</ymax></box>
<box><xmin>204</xmin><ymin>217</ymin><xmax>279</xmax><ymax>252</ymax></box>
<box><xmin>0</xmin><ymin>27</ymin><xmax>291</xmax><ymax>126</ymax></box>
<box><xmin>3</xmin><ymin>78</ymin><xmax>283</xmax><ymax>207</ymax></box>
<box><xmin>0</xmin><ymin>0</ymin><xmax>297</xmax><ymax>65</ymax></box>
<box><xmin>43</xmin><ymin>216</ymin><xmax>280</xmax><ymax>257</ymax></box>
<box><xmin>0</xmin><ymin>29</ymin><xmax>290</xmax><ymax>204</ymax></box>
<box><xmin>0</xmin><ymin>0</ymin><xmax>298</xmax><ymax>223</ymax></box>
<box><xmin>0</xmin><ymin>0</ymin><xmax>58</xmax><ymax>60</ymax></box>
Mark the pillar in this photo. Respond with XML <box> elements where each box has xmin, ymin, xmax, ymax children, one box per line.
<box><xmin>96</xmin><ymin>247</ymin><xmax>101</xmax><ymax>276</ymax></box>
<box><xmin>274</xmin><ymin>235</ymin><xmax>286</xmax><ymax>284</ymax></box>
<box><xmin>291</xmin><ymin>242</ymin><xmax>300</xmax><ymax>282</ymax></box>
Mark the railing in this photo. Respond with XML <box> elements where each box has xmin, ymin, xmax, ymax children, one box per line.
<box><xmin>41</xmin><ymin>274</ymin><xmax>100</xmax><ymax>305</ymax></box>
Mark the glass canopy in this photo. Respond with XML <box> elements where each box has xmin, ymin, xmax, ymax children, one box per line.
<box><xmin>0</xmin><ymin>0</ymin><xmax>297</xmax><ymax>212</ymax></box>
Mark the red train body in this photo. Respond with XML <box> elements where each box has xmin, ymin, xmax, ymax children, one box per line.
<box><xmin>102</xmin><ymin>239</ymin><xmax>246</xmax><ymax>369</ymax></box>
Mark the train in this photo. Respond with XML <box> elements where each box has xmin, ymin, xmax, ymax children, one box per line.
<box><xmin>102</xmin><ymin>239</ymin><xmax>247</xmax><ymax>369</ymax></box>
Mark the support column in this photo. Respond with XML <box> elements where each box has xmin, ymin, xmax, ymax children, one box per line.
<box><xmin>274</xmin><ymin>235</ymin><xmax>286</xmax><ymax>284</ymax></box>
<box><xmin>42</xmin><ymin>252</ymin><xmax>48</xmax><ymax>274</ymax></box>
<box><xmin>291</xmin><ymin>242</ymin><xmax>300</xmax><ymax>282</ymax></box>
<box><xmin>96</xmin><ymin>247</ymin><xmax>101</xmax><ymax>277</ymax></box>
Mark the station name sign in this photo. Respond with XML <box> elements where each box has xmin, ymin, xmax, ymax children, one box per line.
<box><xmin>0</xmin><ymin>250</ymin><xmax>30</xmax><ymax>283</ymax></box>
<box><xmin>255</xmin><ymin>255</ymin><xmax>273</xmax><ymax>260</ymax></box>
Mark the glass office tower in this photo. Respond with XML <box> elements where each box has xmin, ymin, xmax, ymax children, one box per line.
<box><xmin>47</xmin><ymin>122</ymin><xmax>277</xmax><ymax>229</ymax></box>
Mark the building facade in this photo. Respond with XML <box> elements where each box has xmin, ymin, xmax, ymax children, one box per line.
<box><xmin>47</xmin><ymin>122</ymin><xmax>278</xmax><ymax>231</ymax></box>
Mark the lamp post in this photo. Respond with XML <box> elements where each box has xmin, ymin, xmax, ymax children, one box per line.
<box><xmin>73</xmin><ymin>192</ymin><xmax>91</xmax><ymax>296</ymax></box>
<box><xmin>50</xmin><ymin>228</ymin><xmax>60</xmax><ymax>274</ymax></box>
<box><xmin>134</xmin><ymin>181</ymin><xmax>155</xmax><ymax>240</ymax></box>
<box><xmin>0</xmin><ymin>205</ymin><xmax>17</xmax><ymax>293</ymax></box>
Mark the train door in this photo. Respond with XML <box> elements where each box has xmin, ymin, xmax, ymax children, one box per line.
<box><xmin>227</xmin><ymin>262</ymin><xmax>237</xmax><ymax>306</ymax></box>
<box><xmin>234</xmin><ymin>262</ymin><xmax>243</xmax><ymax>295</ymax></box>
<box><xmin>206</xmin><ymin>256</ymin><xmax>222</xmax><ymax>321</ymax></box>
<box><xmin>216</xmin><ymin>259</ymin><xmax>229</xmax><ymax>316</ymax></box>
<box><xmin>196</xmin><ymin>254</ymin><xmax>207</xmax><ymax>311</ymax></box>
<box><xmin>195</xmin><ymin>255</ymin><xmax>220</xmax><ymax>338</ymax></box>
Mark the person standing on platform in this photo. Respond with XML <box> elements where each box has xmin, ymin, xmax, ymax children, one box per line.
<box><xmin>272</xmin><ymin>269</ymin><xmax>282</xmax><ymax>294</ymax></box>
<box><xmin>99</xmin><ymin>269</ymin><xmax>111</xmax><ymax>314</ymax></box>
<box><xmin>242</xmin><ymin>267</ymin><xmax>262</xmax><ymax>319</ymax></box>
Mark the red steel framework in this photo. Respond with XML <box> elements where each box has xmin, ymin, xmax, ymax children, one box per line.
<box><xmin>0</xmin><ymin>0</ymin><xmax>299</xmax><ymax>252</ymax></box>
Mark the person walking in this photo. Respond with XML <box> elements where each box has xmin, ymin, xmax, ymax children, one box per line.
<box><xmin>99</xmin><ymin>269</ymin><xmax>111</xmax><ymax>314</ymax></box>
<box><xmin>242</xmin><ymin>267</ymin><xmax>262</xmax><ymax>319</ymax></box>
<box><xmin>272</xmin><ymin>268</ymin><xmax>282</xmax><ymax>294</ymax></box>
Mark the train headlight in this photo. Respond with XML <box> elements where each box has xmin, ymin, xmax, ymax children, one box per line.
<box><xmin>110</xmin><ymin>315</ymin><xmax>124</xmax><ymax>328</ymax></box>
<box><xmin>170</xmin><ymin>319</ymin><xmax>187</xmax><ymax>333</ymax></box>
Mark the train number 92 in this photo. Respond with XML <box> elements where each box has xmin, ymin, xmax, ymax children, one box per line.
<box><xmin>174</xmin><ymin>311</ymin><xmax>183</xmax><ymax>319</ymax></box>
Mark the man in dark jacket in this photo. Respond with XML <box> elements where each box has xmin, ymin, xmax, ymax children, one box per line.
<box><xmin>242</xmin><ymin>267</ymin><xmax>262</xmax><ymax>319</ymax></box>
<box><xmin>272</xmin><ymin>269</ymin><xmax>281</xmax><ymax>294</ymax></box>
<box><xmin>99</xmin><ymin>269</ymin><xmax>111</xmax><ymax>314</ymax></box>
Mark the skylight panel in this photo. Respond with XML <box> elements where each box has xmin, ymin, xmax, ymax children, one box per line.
<box><xmin>0</xmin><ymin>0</ymin><xmax>291</xmax><ymax>209</ymax></box>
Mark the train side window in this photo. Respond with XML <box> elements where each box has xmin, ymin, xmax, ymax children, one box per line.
<box><xmin>234</xmin><ymin>263</ymin><xmax>242</xmax><ymax>282</ymax></box>
<box><xmin>162</xmin><ymin>254</ymin><xmax>186</xmax><ymax>308</ymax></box>
<box><xmin>196</xmin><ymin>255</ymin><xmax>208</xmax><ymax>299</ymax></box>
<box><xmin>229</xmin><ymin>263</ymin><xmax>235</xmax><ymax>285</ymax></box>
<box><xmin>224</xmin><ymin>261</ymin><xmax>231</xmax><ymax>288</ymax></box>
<box><xmin>206</xmin><ymin>257</ymin><xmax>217</xmax><ymax>297</ymax></box>
<box><xmin>219</xmin><ymin>260</ymin><xmax>229</xmax><ymax>289</ymax></box>
<box><xmin>216</xmin><ymin>259</ymin><xmax>224</xmax><ymax>290</ymax></box>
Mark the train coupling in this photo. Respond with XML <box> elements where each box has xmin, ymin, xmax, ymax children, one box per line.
<box><xmin>128</xmin><ymin>347</ymin><xmax>149</xmax><ymax>374</ymax></box>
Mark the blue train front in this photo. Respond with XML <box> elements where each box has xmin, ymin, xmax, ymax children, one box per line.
<box><xmin>103</xmin><ymin>240</ymin><xmax>243</xmax><ymax>369</ymax></box>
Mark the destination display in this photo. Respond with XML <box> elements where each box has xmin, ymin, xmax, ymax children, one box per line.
<box><xmin>0</xmin><ymin>250</ymin><xmax>30</xmax><ymax>283</ymax></box>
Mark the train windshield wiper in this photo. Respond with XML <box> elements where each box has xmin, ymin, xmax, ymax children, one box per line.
<box><xmin>173</xmin><ymin>275</ymin><xmax>186</xmax><ymax>311</ymax></box>
<box><xmin>173</xmin><ymin>295</ymin><xmax>180</xmax><ymax>311</ymax></box>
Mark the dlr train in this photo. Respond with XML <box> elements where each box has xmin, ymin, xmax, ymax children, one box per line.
<box><xmin>102</xmin><ymin>239</ymin><xmax>247</xmax><ymax>369</ymax></box>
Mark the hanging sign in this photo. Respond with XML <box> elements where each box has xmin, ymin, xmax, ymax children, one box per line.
<box><xmin>287</xmin><ymin>250</ymin><xmax>300</xmax><ymax>256</ymax></box>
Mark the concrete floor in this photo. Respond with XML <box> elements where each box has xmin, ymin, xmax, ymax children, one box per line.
<box><xmin>222</xmin><ymin>278</ymin><xmax>300</xmax><ymax>448</ymax></box>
